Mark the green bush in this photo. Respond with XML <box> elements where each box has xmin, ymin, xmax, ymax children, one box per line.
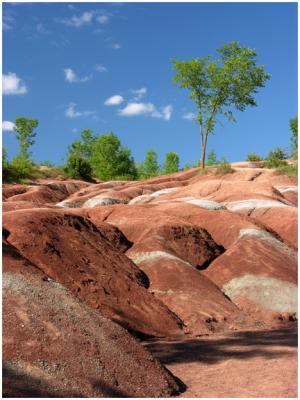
<box><xmin>275</xmin><ymin>163</ymin><xmax>297</xmax><ymax>178</ymax></box>
<box><xmin>163</xmin><ymin>151</ymin><xmax>179</xmax><ymax>174</ymax></box>
<box><xmin>91</xmin><ymin>132</ymin><xmax>137</xmax><ymax>181</ymax></box>
<box><xmin>183</xmin><ymin>163</ymin><xmax>192</xmax><ymax>170</ymax></box>
<box><xmin>64</xmin><ymin>155</ymin><xmax>93</xmax><ymax>180</ymax></box>
<box><xmin>206</xmin><ymin>150</ymin><xmax>217</xmax><ymax>166</ymax></box>
<box><xmin>3</xmin><ymin>156</ymin><xmax>36</xmax><ymax>183</ymax></box>
<box><xmin>290</xmin><ymin>116</ymin><xmax>298</xmax><ymax>159</ymax></box>
<box><xmin>264</xmin><ymin>147</ymin><xmax>288</xmax><ymax>168</ymax></box>
<box><xmin>215</xmin><ymin>158</ymin><xmax>234</xmax><ymax>175</ymax></box>
<box><xmin>246</xmin><ymin>152</ymin><xmax>263</xmax><ymax>161</ymax></box>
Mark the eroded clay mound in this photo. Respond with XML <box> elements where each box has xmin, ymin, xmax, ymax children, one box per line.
<box><xmin>204</xmin><ymin>235</ymin><xmax>297</xmax><ymax>321</ymax></box>
<box><xmin>129</xmin><ymin>255</ymin><xmax>258</xmax><ymax>335</ymax></box>
<box><xmin>3</xmin><ymin>242</ymin><xmax>184</xmax><ymax>398</ymax></box>
<box><xmin>4</xmin><ymin>180</ymin><xmax>90</xmax><ymax>206</ymax></box>
<box><xmin>3</xmin><ymin>209</ymin><xmax>183</xmax><ymax>337</ymax></box>
<box><xmin>249</xmin><ymin>207</ymin><xmax>298</xmax><ymax>249</ymax></box>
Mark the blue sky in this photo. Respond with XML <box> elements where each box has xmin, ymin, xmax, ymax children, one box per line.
<box><xmin>2</xmin><ymin>1</ymin><xmax>298</xmax><ymax>167</ymax></box>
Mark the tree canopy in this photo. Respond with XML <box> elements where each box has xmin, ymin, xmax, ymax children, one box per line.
<box><xmin>14</xmin><ymin>117</ymin><xmax>39</xmax><ymax>159</ymax></box>
<box><xmin>90</xmin><ymin>132</ymin><xmax>137</xmax><ymax>180</ymax></box>
<box><xmin>172</xmin><ymin>42</ymin><xmax>271</xmax><ymax>168</ymax></box>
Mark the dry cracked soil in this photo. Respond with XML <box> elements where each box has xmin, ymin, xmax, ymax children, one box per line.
<box><xmin>2</xmin><ymin>162</ymin><xmax>298</xmax><ymax>398</ymax></box>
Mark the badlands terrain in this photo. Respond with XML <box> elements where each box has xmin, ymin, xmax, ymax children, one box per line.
<box><xmin>2</xmin><ymin>162</ymin><xmax>298</xmax><ymax>397</ymax></box>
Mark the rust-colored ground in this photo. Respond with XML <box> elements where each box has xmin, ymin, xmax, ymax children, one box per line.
<box><xmin>144</xmin><ymin>327</ymin><xmax>297</xmax><ymax>398</ymax></box>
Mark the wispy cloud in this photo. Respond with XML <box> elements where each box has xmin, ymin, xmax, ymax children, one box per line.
<box><xmin>95</xmin><ymin>64</ymin><xmax>107</xmax><ymax>72</ymax></box>
<box><xmin>96</xmin><ymin>15</ymin><xmax>109</xmax><ymax>24</ymax></box>
<box><xmin>64</xmin><ymin>68</ymin><xmax>92</xmax><ymax>83</ymax></box>
<box><xmin>3</xmin><ymin>13</ymin><xmax>15</xmax><ymax>31</ymax></box>
<box><xmin>60</xmin><ymin>11</ymin><xmax>94</xmax><ymax>28</ymax></box>
<box><xmin>111</xmin><ymin>43</ymin><xmax>121</xmax><ymax>49</ymax></box>
<box><xmin>65</xmin><ymin>103</ymin><xmax>96</xmax><ymax>118</ymax></box>
<box><xmin>58</xmin><ymin>10</ymin><xmax>111</xmax><ymax>28</ymax></box>
<box><xmin>183</xmin><ymin>112</ymin><xmax>196</xmax><ymax>121</ymax></box>
<box><xmin>118</xmin><ymin>102</ymin><xmax>172</xmax><ymax>121</ymax></box>
<box><xmin>104</xmin><ymin>95</ymin><xmax>124</xmax><ymax>106</ymax></box>
<box><xmin>2</xmin><ymin>121</ymin><xmax>15</xmax><ymax>131</ymax></box>
<box><xmin>131</xmin><ymin>87</ymin><xmax>147</xmax><ymax>101</ymax></box>
<box><xmin>3</xmin><ymin>72</ymin><xmax>27</xmax><ymax>95</ymax></box>
<box><xmin>36</xmin><ymin>23</ymin><xmax>50</xmax><ymax>35</ymax></box>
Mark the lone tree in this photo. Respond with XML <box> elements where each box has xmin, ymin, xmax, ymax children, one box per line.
<box><xmin>172</xmin><ymin>42</ymin><xmax>270</xmax><ymax>169</ymax></box>
<box><xmin>14</xmin><ymin>117</ymin><xmax>38</xmax><ymax>159</ymax></box>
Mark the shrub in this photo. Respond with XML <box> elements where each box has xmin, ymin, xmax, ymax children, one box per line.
<box><xmin>246</xmin><ymin>152</ymin><xmax>263</xmax><ymax>161</ymax></box>
<box><xmin>206</xmin><ymin>150</ymin><xmax>217</xmax><ymax>166</ymax></box>
<box><xmin>163</xmin><ymin>151</ymin><xmax>179</xmax><ymax>174</ymax></box>
<box><xmin>64</xmin><ymin>155</ymin><xmax>93</xmax><ymax>180</ymax></box>
<box><xmin>290</xmin><ymin>116</ymin><xmax>298</xmax><ymax>159</ymax></box>
<box><xmin>183</xmin><ymin>163</ymin><xmax>192</xmax><ymax>170</ymax></box>
<box><xmin>91</xmin><ymin>132</ymin><xmax>137</xmax><ymax>181</ymax></box>
<box><xmin>143</xmin><ymin>149</ymin><xmax>160</xmax><ymax>178</ymax></box>
<box><xmin>275</xmin><ymin>163</ymin><xmax>297</xmax><ymax>179</ymax></box>
<box><xmin>264</xmin><ymin>147</ymin><xmax>288</xmax><ymax>168</ymax></box>
<box><xmin>215</xmin><ymin>158</ymin><xmax>234</xmax><ymax>175</ymax></box>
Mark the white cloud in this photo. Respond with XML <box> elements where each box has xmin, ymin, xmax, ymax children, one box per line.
<box><xmin>60</xmin><ymin>11</ymin><xmax>94</xmax><ymax>28</ymax></box>
<box><xmin>160</xmin><ymin>105</ymin><xmax>173</xmax><ymax>121</ymax></box>
<box><xmin>2</xmin><ymin>121</ymin><xmax>15</xmax><ymax>131</ymax></box>
<box><xmin>183</xmin><ymin>112</ymin><xmax>196</xmax><ymax>121</ymax></box>
<box><xmin>104</xmin><ymin>95</ymin><xmax>124</xmax><ymax>106</ymax></box>
<box><xmin>131</xmin><ymin>87</ymin><xmax>147</xmax><ymax>101</ymax></box>
<box><xmin>119</xmin><ymin>102</ymin><xmax>155</xmax><ymax>116</ymax></box>
<box><xmin>118</xmin><ymin>102</ymin><xmax>172</xmax><ymax>121</ymax></box>
<box><xmin>59</xmin><ymin>10</ymin><xmax>110</xmax><ymax>28</ymax></box>
<box><xmin>65</xmin><ymin>103</ymin><xmax>96</xmax><ymax>118</ymax></box>
<box><xmin>64</xmin><ymin>68</ymin><xmax>92</xmax><ymax>83</ymax></box>
<box><xmin>111</xmin><ymin>43</ymin><xmax>121</xmax><ymax>49</ymax></box>
<box><xmin>95</xmin><ymin>64</ymin><xmax>107</xmax><ymax>72</ymax></box>
<box><xmin>3</xmin><ymin>13</ymin><xmax>15</xmax><ymax>31</ymax></box>
<box><xmin>96</xmin><ymin>15</ymin><xmax>109</xmax><ymax>24</ymax></box>
<box><xmin>3</xmin><ymin>72</ymin><xmax>27</xmax><ymax>95</ymax></box>
<box><xmin>36</xmin><ymin>23</ymin><xmax>50</xmax><ymax>34</ymax></box>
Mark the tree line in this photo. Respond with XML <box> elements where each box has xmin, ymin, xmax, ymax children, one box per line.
<box><xmin>2</xmin><ymin>119</ymin><xmax>182</xmax><ymax>182</ymax></box>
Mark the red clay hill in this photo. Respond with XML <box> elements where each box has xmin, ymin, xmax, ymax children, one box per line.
<box><xmin>3</xmin><ymin>162</ymin><xmax>297</xmax><ymax>397</ymax></box>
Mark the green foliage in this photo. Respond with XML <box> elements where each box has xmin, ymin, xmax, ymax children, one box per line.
<box><xmin>163</xmin><ymin>151</ymin><xmax>180</xmax><ymax>174</ymax></box>
<box><xmin>264</xmin><ymin>147</ymin><xmax>288</xmax><ymax>168</ymax></box>
<box><xmin>91</xmin><ymin>132</ymin><xmax>137</xmax><ymax>181</ymax></box>
<box><xmin>14</xmin><ymin>117</ymin><xmax>38</xmax><ymax>159</ymax></box>
<box><xmin>67</xmin><ymin>129</ymin><xmax>96</xmax><ymax>160</ymax></box>
<box><xmin>290</xmin><ymin>116</ymin><xmax>298</xmax><ymax>159</ymax></box>
<box><xmin>275</xmin><ymin>163</ymin><xmax>297</xmax><ymax>179</ymax></box>
<box><xmin>135</xmin><ymin>162</ymin><xmax>146</xmax><ymax>179</ymax></box>
<box><xmin>246</xmin><ymin>152</ymin><xmax>263</xmax><ymax>161</ymax></box>
<box><xmin>143</xmin><ymin>149</ymin><xmax>160</xmax><ymax>178</ymax></box>
<box><xmin>40</xmin><ymin>160</ymin><xmax>55</xmax><ymax>167</ymax></box>
<box><xmin>64</xmin><ymin>154</ymin><xmax>93</xmax><ymax>180</ymax></box>
<box><xmin>172</xmin><ymin>42</ymin><xmax>270</xmax><ymax>168</ymax></box>
<box><xmin>3</xmin><ymin>154</ymin><xmax>36</xmax><ymax>183</ymax></box>
<box><xmin>215</xmin><ymin>157</ymin><xmax>234</xmax><ymax>175</ymax></box>
<box><xmin>206</xmin><ymin>150</ymin><xmax>217</xmax><ymax>166</ymax></box>
<box><xmin>183</xmin><ymin>163</ymin><xmax>192</xmax><ymax>170</ymax></box>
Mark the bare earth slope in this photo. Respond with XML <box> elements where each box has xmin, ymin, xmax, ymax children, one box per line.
<box><xmin>2</xmin><ymin>163</ymin><xmax>297</xmax><ymax>397</ymax></box>
<box><xmin>3</xmin><ymin>241</ymin><xmax>184</xmax><ymax>397</ymax></box>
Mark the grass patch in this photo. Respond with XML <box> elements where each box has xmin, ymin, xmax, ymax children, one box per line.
<box><xmin>246</xmin><ymin>152</ymin><xmax>263</xmax><ymax>161</ymax></box>
<box><xmin>214</xmin><ymin>158</ymin><xmax>234</xmax><ymax>175</ymax></box>
<box><xmin>275</xmin><ymin>163</ymin><xmax>298</xmax><ymax>178</ymax></box>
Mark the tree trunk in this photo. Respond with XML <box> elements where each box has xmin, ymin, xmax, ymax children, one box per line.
<box><xmin>200</xmin><ymin>133</ymin><xmax>208</xmax><ymax>169</ymax></box>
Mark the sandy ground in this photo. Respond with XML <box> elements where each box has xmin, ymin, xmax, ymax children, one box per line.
<box><xmin>144</xmin><ymin>326</ymin><xmax>298</xmax><ymax>398</ymax></box>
